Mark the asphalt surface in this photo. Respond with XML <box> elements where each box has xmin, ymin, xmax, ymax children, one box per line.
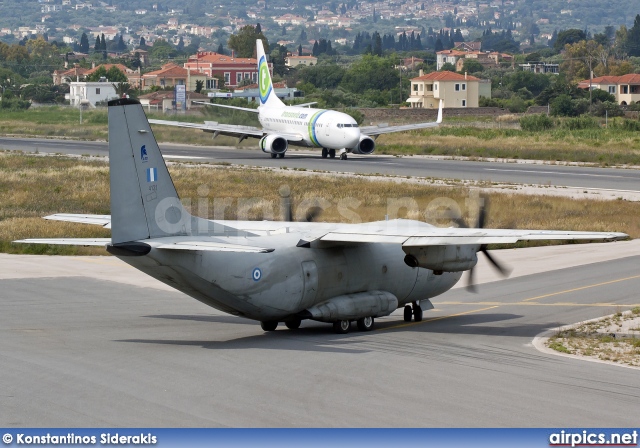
<box><xmin>1</xmin><ymin>248</ymin><xmax>639</xmax><ymax>427</ymax></box>
<box><xmin>1</xmin><ymin>136</ymin><xmax>639</xmax><ymax>192</ymax></box>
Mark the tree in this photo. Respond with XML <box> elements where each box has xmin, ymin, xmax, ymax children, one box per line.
<box><xmin>95</xmin><ymin>36</ymin><xmax>101</xmax><ymax>53</ymax></box>
<box><xmin>195</xmin><ymin>80</ymin><xmax>204</xmax><ymax>93</ymax></box>
<box><xmin>139</xmin><ymin>36</ymin><xmax>146</xmax><ymax>48</ymax></box>
<box><xmin>100</xmin><ymin>34</ymin><xmax>106</xmax><ymax>50</ymax></box>
<box><xmin>86</xmin><ymin>65</ymin><xmax>128</xmax><ymax>82</ymax></box>
<box><xmin>79</xmin><ymin>33</ymin><xmax>89</xmax><ymax>53</ymax></box>
<box><xmin>177</xmin><ymin>36</ymin><xmax>184</xmax><ymax>52</ymax></box>
<box><xmin>440</xmin><ymin>62</ymin><xmax>456</xmax><ymax>71</ymax></box>
<box><xmin>341</xmin><ymin>55</ymin><xmax>398</xmax><ymax>94</ymax></box>
<box><xmin>117</xmin><ymin>35</ymin><xmax>126</xmax><ymax>52</ymax></box>
<box><xmin>228</xmin><ymin>25</ymin><xmax>269</xmax><ymax>58</ymax></box>
<box><xmin>217</xmin><ymin>43</ymin><xmax>224</xmax><ymax>54</ymax></box>
<box><xmin>553</xmin><ymin>29</ymin><xmax>587</xmax><ymax>51</ymax></box>
<box><xmin>461</xmin><ymin>59</ymin><xmax>484</xmax><ymax>73</ymax></box>
<box><xmin>298</xmin><ymin>44</ymin><xmax>303</xmax><ymax>56</ymax></box>
<box><xmin>627</xmin><ymin>14</ymin><xmax>640</xmax><ymax>56</ymax></box>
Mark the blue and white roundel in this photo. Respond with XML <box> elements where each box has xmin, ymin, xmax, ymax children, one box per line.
<box><xmin>252</xmin><ymin>268</ymin><xmax>262</xmax><ymax>282</ymax></box>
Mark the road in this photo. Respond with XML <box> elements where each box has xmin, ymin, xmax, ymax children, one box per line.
<box><xmin>1</xmin><ymin>242</ymin><xmax>639</xmax><ymax>427</ymax></box>
<box><xmin>1</xmin><ymin>136</ymin><xmax>639</xmax><ymax>192</ymax></box>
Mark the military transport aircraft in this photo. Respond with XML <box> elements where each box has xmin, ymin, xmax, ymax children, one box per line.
<box><xmin>147</xmin><ymin>39</ymin><xmax>443</xmax><ymax>160</ymax></box>
<box><xmin>15</xmin><ymin>99</ymin><xmax>627</xmax><ymax>334</ymax></box>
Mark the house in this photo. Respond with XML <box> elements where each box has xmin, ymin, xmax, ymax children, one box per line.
<box><xmin>577</xmin><ymin>74</ymin><xmax>640</xmax><ymax>105</ymax></box>
<box><xmin>233</xmin><ymin>81</ymin><xmax>298</xmax><ymax>102</ymax></box>
<box><xmin>184</xmin><ymin>52</ymin><xmax>270</xmax><ymax>88</ymax></box>
<box><xmin>519</xmin><ymin>62</ymin><xmax>559</xmax><ymax>74</ymax></box>
<box><xmin>406</xmin><ymin>70</ymin><xmax>491</xmax><ymax>109</ymax></box>
<box><xmin>67</xmin><ymin>81</ymin><xmax>119</xmax><ymax>107</ymax></box>
<box><xmin>455</xmin><ymin>41</ymin><xmax>481</xmax><ymax>51</ymax></box>
<box><xmin>285</xmin><ymin>55</ymin><xmax>317</xmax><ymax>68</ymax></box>
<box><xmin>138</xmin><ymin>90</ymin><xmax>210</xmax><ymax>111</ymax></box>
<box><xmin>436</xmin><ymin>49</ymin><xmax>467</xmax><ymax>70</ymax></box>
<box><xmin>53</xmin><ymin>63</ymin><xmax>140</xmax><ymax>88</ymax></box>
<box><xmin>140</xmin><ymin>63</ymin><xmax>210</xmax><ymax>91</ymax></box>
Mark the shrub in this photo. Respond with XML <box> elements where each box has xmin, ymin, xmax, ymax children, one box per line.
<box><xmin>519</xmin><ymin>113</ymin><xmax>554</xmax><ymax>131</ymax></box>
<box><xmin>559</xmin><ymin>116</ymin><xmax>599</xmax><ymax>130</ymax></box>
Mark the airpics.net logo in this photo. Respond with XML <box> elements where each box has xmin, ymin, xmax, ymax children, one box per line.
<box><xmin>549</xmin><ymin>430</ymin><xmax>638</xmax><ymax>447</ymax></box>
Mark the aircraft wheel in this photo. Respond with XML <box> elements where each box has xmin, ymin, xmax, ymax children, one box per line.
<box><xmin>333</xmin><ymin>320</ymin><xmax>350</xmax><ymax>334</ymax></box>
<box><xmin>413</xmin><ymin>304</ymin><xmax>423</xmax><ymax>322</ymax></box>
<box><xmin>278</xmin><ymin>153</ymin><xmax>285</xmax><ymax>158</ymax></box>
<box><xmin>270</xmin><ymin>153</ymin><xmax>277</xmax><ymax>159</ymax></box>
<box><xmin>285</xmin><ymin>318</ymin><xmax>301</xmax><ymax>330</ymax></box>
<box><xmin>340</xmin><ymin>153</ymin><xmax>348</xmax><ymax>160</ymax></box>
<box><xmin>260</xmin><ymin>320</ymin><xmax>278</xmax><ymax>331</ymax></box>
<box><xmin>403</xmin><ymin>305</ymin><xmax>413</xmax><ymax>322</ymax></box>
<box><xmin>357</xmin><ymin>316</ymin><xmax>374</xmax><ymax>331</ymax></box>
<box><xmin>329</xmin><ymin>149</ymin><xmax>336</xmax><ymax>158</ymax></box>
<box><xmin>321</xmin><ymin>148</ymin><xmax>328</xmax><ymax>158</ymax></box>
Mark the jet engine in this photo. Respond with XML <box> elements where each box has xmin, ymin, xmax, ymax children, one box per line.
<box><xmin>259</xmin><ymin>135</ymin><xmax>288</xmax><ymax>155</ymax></box>
<box><xmin>351</xmin><ymin>135</ymin><xmax>376</xmax><ymax>155</ymax></box>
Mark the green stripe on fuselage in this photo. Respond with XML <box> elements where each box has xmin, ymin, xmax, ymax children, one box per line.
<box><xmin>307</xmin><ymin>110</ymin><xmax>327</xmax><ymax>147</ymax></box>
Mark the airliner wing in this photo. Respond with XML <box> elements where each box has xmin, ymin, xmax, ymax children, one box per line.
<box><xmin>360</xmin><ymin>99</ymin><xmax>443</xmax><ymax>137</ymax></box>
<box><xmin>14</xmin><ymin>238</ymin><xmax>110</xmax><ymax>246</ymax></box>
<box><xmin>148</xmin><ymin>119</ymin><xmax>304</xmax><ymax>142</ymax></box>
<box><xmin>192</xmin><ymin>101</ymin><xmax>259</xmax><ymax>113</ymax></box>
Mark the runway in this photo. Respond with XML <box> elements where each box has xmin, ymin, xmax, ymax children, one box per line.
<box><xmin>1</xmin><ymin>241</ymin><xmax>639</xmax><ymax>427</ymax></box>
<box><xmin>1</xmin><ymin>136</ymin><xmax>639</xmax><ymax>192</ymax></box>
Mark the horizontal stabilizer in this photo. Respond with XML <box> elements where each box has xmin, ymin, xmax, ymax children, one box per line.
<box><xmin>13</xmin><ymin>238</ymin><xmax>110</xmax><ymax>246</ymax></box>
<box><xmin>151</xmin><ymin>240</ymin><xmax>274</xmax><ymax>253</ymax></box>
<box><xmin>45</xmin><ymin>214</ymin><xmax>111</xmax><ymax>228</ymax></box>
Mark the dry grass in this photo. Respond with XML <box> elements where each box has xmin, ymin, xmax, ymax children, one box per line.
<box><xmin>547</xmin><ymin>308</ymin><xmax>640</xmax><ymax>367</ymax></box>
<box><xmin>0</xmin><ymin>152</ymin><xmax>636</xmax><ymax>255</ymax></box>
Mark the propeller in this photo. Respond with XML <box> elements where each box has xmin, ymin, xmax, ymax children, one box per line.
<box><xmin>279</xmin><ymin>185</ymin><xmax>322</xmax><ymax>222</ymax></box>
<box><xmin>453</xmin><ymin>196</ymin><xmax>511</xmax><ymax>293</ymax></box>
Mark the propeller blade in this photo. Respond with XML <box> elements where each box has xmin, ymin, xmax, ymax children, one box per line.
<box><xmin>466</xmin><ymin>267</ymin><xmax>477</xmax><ymax>293</ymax></box>
<box><xmin>476</xmin><ymin>197</ymin><xmax>487</xmax><ymax>228</ymax></box>
<box><xmin>480</xmin><ymin>246</ymin><xmax>511</xmax><ymax>277</ymax></box>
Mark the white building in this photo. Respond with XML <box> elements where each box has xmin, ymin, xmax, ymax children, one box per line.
<box><xmin>67</xmin><ymin>81</ymin><xmax>119</xmax><ymax>107</ymax></box>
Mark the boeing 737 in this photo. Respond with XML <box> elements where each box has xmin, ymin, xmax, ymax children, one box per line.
<box><xmin>15</xmin><ymin>98</ymin><xmax>627</xmax><ymax>334</ymax></box>
<box><xmin>148</xmin><ymin>39</ymin><xmax>443</xmax><ymax>160</ymax></box>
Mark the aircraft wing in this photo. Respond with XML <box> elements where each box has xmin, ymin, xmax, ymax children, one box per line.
<box><xmin>359</xmin><ymin>99</ymin><xmax>443</xmax><ymax>137</ymax></box>
<box><xmin>300</xmin><ymin>220</ymin><xmax>628</xmax><ymax>247</ymax></box>
<box><xmin>148</xmin><ymin>119</ymin><xmax>304</xmax><ymax>142</ymax></box>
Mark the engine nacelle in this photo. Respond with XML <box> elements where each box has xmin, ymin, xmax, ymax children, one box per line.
<box><xmin>351</xmin><ymin>135</ymin><xmax>376</xmax><ymax>155</ymax></box>
<box><xmin>259</xmin><ymin>135</ymin><xmax>288</xmax><ymax>154</ymax></box>
<box><xmin>304</xmin><ymin>290</ymin><xmax>398</xmax><ymax>322</ymax></box>
<box><xmin>402</xmin><ymin>245</ymin><xmax>479</xmax><ymax>272</ymax></box>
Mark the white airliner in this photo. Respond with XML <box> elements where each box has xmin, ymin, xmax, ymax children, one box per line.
<box><xmin>149</xmin><ymin>40</ymin><xmax>443</xmax><ymax>160</ymax></box>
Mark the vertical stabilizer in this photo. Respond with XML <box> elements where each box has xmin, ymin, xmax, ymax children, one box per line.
<box><xmin>108</xmin><ymin>98</ymin><xmax>203</xmax><ymax>243</ymax></box>
<box><xmin>256</xmin><ymin>39</ymin><xmax>285</xmax><ymax>108</ymax></box>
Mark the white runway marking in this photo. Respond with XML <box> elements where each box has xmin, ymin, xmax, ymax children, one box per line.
<box><xmin>484</xmin><ymin>168</ymin><xmax>626</xmax><ymax>178</ymax></box>
<box><xmin>163</xmin><ymin>155</ymin><xmax>206</xmax><ymax>160</ymax></box>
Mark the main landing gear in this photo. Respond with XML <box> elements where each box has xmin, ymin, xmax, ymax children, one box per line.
<box><xmin>403</xmin><ymin>302</ymin><xmax>423</xmax><ymax>322</ymax></box>
<box><xmin>270</xmin><ymin>153</ymin><xmax>285</xmax><ymax>159</ymax></box>
<box><xmin>321</xmin><ymin>148</ymin><xmax>347</xmax><ymax>160</ymax></box>
<box><xmin>332</xmin><ymin>317</ymin><xmax>374</xmax><ymax>334</ymax></box>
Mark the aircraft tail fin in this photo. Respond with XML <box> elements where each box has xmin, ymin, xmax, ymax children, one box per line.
<box><xmin>107</xmin><ymin>98</ymin><xmax>206</xmax><ymax>244</ymax></box>
<box><xmin>256</xmin><ymin>39</ymin><xmax>284</xmax><ymax>108</ymax></box>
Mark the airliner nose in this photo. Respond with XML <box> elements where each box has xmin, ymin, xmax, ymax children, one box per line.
<box><xmin>346</xmin><ymin>127</ymin><xmax>360</xmax><ymax>148</ymax></box>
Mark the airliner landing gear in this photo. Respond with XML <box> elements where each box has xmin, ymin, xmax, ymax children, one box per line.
<box><xmin>270</xmin><ymin>153</ymin><xmax>277</xmax><ymax>159</ymax></box>
<box><xmin>261</xmin><ymin>320</ymin><xmax>278</xmax><ymax>331</ymax></box>
<box><xmin>329</xmin><ymin>148</ymin><xmax>336</xmax><ymax>158</ymax></box>
<box><xmin>278</xmin><ymin>153</ymin><xmax>285</xmax><ymax>158</ymax></box>
<box><xmin>357</xmin><ymin>316</ymin><xmax>374</xmax><ymax>331</ymax></box>
<box><xmin>333</xmin><ymin>319</ymin><xmax>350</xmax><ymax>334</ymax></box>
<box><xmin>403</xmin><ymin>303</ymin><xmax>423</xmax><ymax>322</ymax></box>
<box><xmin>285</xmin><ymin>318</ymin><xmax>301</xmax><ymax>330</ymax></box>
<box><xmin>322</xmin><ymin>148</ymin><xmax>328</xmax><ymax>158</ymax></box>
<box><xmin>338</xmin><ymin>149</ymin><xmax>348</xmax><ymax>160</ymax></box>
<box><xmin>413</xmin><ymin>301</ymin><xmax>423</xmax><ymax>322</ymax></box>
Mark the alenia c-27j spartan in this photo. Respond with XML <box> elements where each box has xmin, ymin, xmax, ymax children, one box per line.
<box><xmin>148</xmin><ymin>39</ymin><xmax>443</xmax><ymax>160</ymax></box>
<box><xmin>15</xmin><ymin>98</ymin><xmax>627</xmax><ymax>333</ymax></box>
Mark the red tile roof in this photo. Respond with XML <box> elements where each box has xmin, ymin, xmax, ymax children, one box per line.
<box><xmin>577</xmin><ymin>74</ymin><xmax>640</xmax><ymax>88</ymax></box>
<box><xmin>188</xmin><ymin>52</ymin><xmax>257</xmax><ymax>64</ymax></box>
<box><xmin>411</xmin><ymin>70</ymin><xmax>481</xmax><ymax>82</ymax></box>
<box><xmin>143</xmin><ymin>63</ymin><xmax>202</xmax><ymax>78</ymax></box>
